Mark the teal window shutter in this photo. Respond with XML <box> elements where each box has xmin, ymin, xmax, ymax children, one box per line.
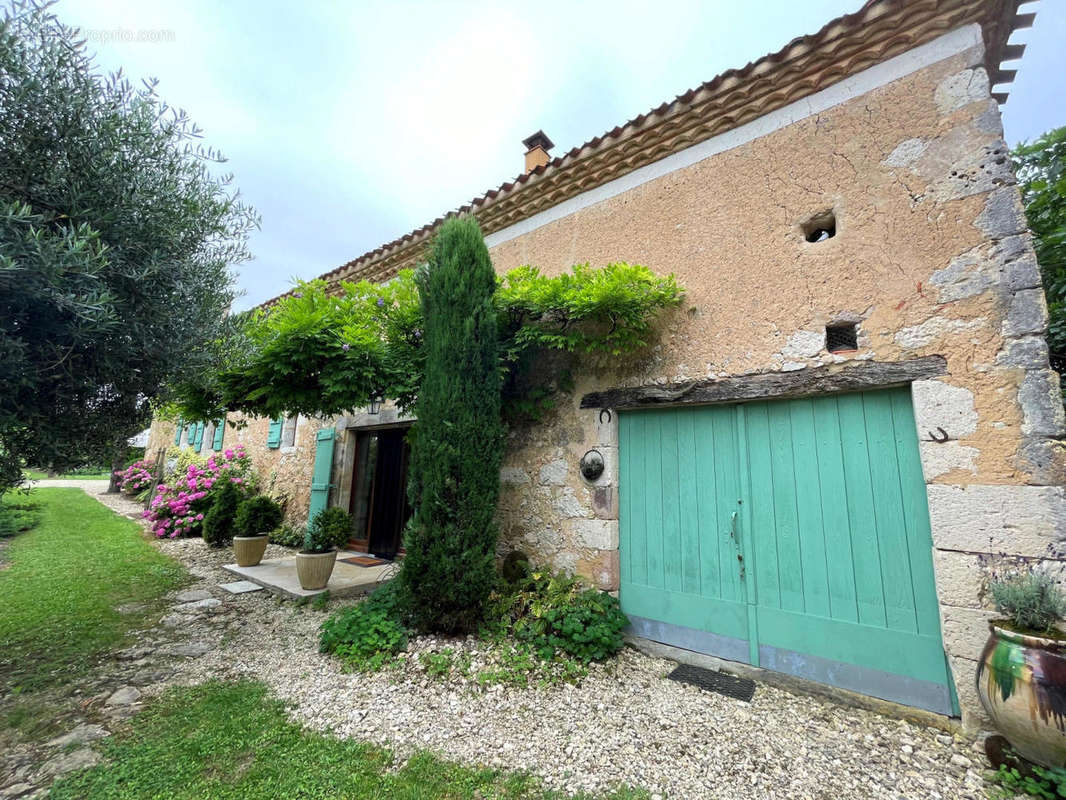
<box><xmin>194</xmin><ymin>422</ymin><xmax>205</xmax><ymax>451</ymax></box>
<box><xmin>184</xmin><ymin>422</ymin><xmax>195</xmax><ymax>447</ymax></box>
<box><xmin>308</xmin><ymin>428</ymin><xmax>336</xmax><ymax>527</ymax></box>
<box><xmin>174</xmin><ymin>418</ymin><xmax>183</xmax><ymax>446</ymax></box>
<box><xmin>267</xmin><ymin>417</ymin><xmax>283</xmax><ymax>449</ymax></box>
<box><xmin>212</xmin><ymin>418</ymin><xmax>225</xmax><ymax>451</ymax></box>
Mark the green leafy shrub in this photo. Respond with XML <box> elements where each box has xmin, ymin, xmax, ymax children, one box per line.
<box><xmin>166</xmin><ymin>446</ymin><xmax>208</xmax><ymax>477</ymax></box>
<box><xmin>269</xmin><ymin>522</ymin><xmax>304</xmax><ymax>549</ymax></box>
<box><xmin>319</xmin><ymin>602</ymin><xmax>407</xmax><ymax>672</ymax></box>
<box><xmin>305</xmin><ymin>507</ymin><xmax>351</xmax><ymax>553</ymax></box>
<box><xmin>234</xmin><ymin>495</ymin><xmax>283</xmax><ymax>537</ymax></box>
<box><xmin>486</xmin><ymin>570</ymin><xmax>628</xmax><ymax>663</ymax></box>
<box><xmin>0</xmin><ymin>495</ymin><xmax>41</xmax><ymax>537</ymax></box>
<box><xmin>359</xmin><ymin>579</ymin><xmax>411</xmax><ymax>623</ymax></box>
<box><xmin>202</xmin><ymin>481</ymin><xmax>242</xmax><ymax>547</ymax></box>
<box><xmin>990</xmin><ymin>572</ymin><xmax>1066</xmax><ymax>634</ymax></box>
<box><xmin>401</xmin><ymin>217</ymin><xmax>503</xmax><ymax>635</ymax></box>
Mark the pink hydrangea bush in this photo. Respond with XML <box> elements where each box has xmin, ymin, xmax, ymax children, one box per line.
<box><xmin>114</xmin><ymin>459</ymin><xmax>155</xmax><ymax>494</ymax></box>
<box><xmin>144</xmin><ymin>445</ymin><xmax>254</xmax><ymax>538</ymax></box>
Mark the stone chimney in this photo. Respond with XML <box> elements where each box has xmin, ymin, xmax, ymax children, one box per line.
<box><xmin>522</xmin><ymin>130</ymin><xmax>554</xmax><ymax>174</ymax></box>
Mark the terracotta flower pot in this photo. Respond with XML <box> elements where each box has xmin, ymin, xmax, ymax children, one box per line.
<box><xmin>976</xmin><ymin>621</ymin><xmax>1066</xmax><ymax>768</ymax></box>
<box><xmin>233</xmin><ymin>534</ymin><xmax>269</xmax><ymax>567</ymax></box>
<box><xmin>296</xmin><ymin>550</ymin><xmax>337</xmax><ymax>591</ymax></box>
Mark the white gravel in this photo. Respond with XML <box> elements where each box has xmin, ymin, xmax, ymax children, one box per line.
<box><xmin>155</xmin><ymin>537</ymin><xmax>991</xmax><ymax>800</ymax></box>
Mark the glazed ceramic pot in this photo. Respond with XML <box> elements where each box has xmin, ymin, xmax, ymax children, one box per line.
<box><xmin>296</xmin><ymin>550</ymin><xmax>337</xmax><ymax>591</ymax></box>
<box><xmin>233</xmin><ymin>534</ymin><xmax>269</xmax><ymax>567</ymax></box>
<box><xmin>976</xmin><ymin>622</ymin><xmax>1066</xmax><ymax>767</ymax></box>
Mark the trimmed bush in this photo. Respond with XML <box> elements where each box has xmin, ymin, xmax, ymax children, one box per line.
<box><xmin>401</xmin><ymin>217</ymin><xmax>503</xmax><ymax>634</ymax></box>
<box><xmin>234</xmin><ymin>495</ymin><xmax>283</xmax><ymax>537</ymax></box>
<box><xmin>305</xmin><ymin>507</ymin><xmax>351</xmax><ymax>553</ymax></box>
<box><xmin>202</xmin><ymin>480</ymin><xmax>242</xmax><ymax>547</ymax></box>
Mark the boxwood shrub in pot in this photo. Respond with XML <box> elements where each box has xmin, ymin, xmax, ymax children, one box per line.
<box><xmin>297</xmin><ymin>507</ymin><xmax>352</xmax><ymax>591</ymax></box>
<box><xmin>977</xmin><ymin>568</ymin><xmax>1066</xmax><ymax>767</ymax></box>
<box><xmin>201</xmin><ymin>480</ymin><xmax>244</xmax><ymax>548</ymax></box>
<box><xmin>232</xmin><ymin>495</ymin><xmax>283</xmax><ymax>567</ymax></box>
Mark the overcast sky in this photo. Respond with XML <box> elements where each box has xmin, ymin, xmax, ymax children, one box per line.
<box><xmin>53</xmin><ymin>0</ymin><xmax>1062</xmax><ymax>310</ymax></box>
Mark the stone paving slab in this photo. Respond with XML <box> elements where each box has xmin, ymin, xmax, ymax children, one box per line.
<box><xmin>221</xmin><ymin>551</ymin><xmax>392</xmax><ymax>599</ymax></box>
<box><xmin>219</xmin><ymin>580</ymin><xmax>265</xmax><ymax>594</ymax></box>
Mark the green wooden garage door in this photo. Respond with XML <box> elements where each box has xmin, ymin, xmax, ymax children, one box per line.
<box><xmin>619</xmin><ymin>387</ymin><xmax>955</xmax><ymax>714</ymax></box>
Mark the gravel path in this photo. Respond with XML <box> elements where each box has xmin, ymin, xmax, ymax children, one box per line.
<box><xmin>160</xmin><ymin>540</ymin><xmax>991</xmax><ymax>800</ymax></box>
<box><xmin>10</xmin><ymin>485</ymin><xmax>994</xmax><ymax>799</ymax></box>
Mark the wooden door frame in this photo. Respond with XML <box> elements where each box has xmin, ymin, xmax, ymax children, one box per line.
<box><xmin>337</xmin><ymin>421</ymin><xmax>412</xmax><ymax>555</ymax></box>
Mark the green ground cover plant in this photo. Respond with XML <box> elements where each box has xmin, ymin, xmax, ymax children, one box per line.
<box><xmin>990</xmin><ymin>763</ymin><xmax>1066</xmax><ymax>798</ymax></box>
<box><xmin>49</xmin><ymin>680</ymin><xmax>647</xmax><ymax>800</ymax></box>
<box><xmin>0</xmin><ymin>488</ymin><xmax>186</xmax><ymax>691</ymax></box>
<box><xmin>320</xmin><ymin>603</ymin><xmax>408</xmax><ymax>672</ymax></box>
<box><xmin>485</xmin><ymin>570</ymin><xmax>628</xmax><ymax>663</ymax></box>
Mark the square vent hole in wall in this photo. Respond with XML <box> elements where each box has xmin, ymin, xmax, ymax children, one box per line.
<box><xmin>802</xmin><ymin>210</ymin><xmax>836</xmax><ymax>243</ymax></box>
<box><xmin>826</xmin><ymin>323</ymin><xmax>858</xmax><ymax>353</ymax></box>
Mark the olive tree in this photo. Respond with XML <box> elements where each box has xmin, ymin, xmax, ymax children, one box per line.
<box><xmin>0</xmin><ymin>2</ymin><xmax>257</xmax><ymax>490</ymax></box>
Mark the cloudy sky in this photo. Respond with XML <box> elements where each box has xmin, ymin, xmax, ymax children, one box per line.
<box><xmin>54</xmin><ymin>0</ymin><xmax>1062</xmax><ymax>310</ymax></box>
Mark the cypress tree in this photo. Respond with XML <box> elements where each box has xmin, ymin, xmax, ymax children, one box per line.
<box><xmin>401</xmin><ymin>216</ymin><xmax>503</xmax><ymax>633</ymax></box>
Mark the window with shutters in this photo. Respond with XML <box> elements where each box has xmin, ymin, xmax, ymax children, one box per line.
<box><xmin>281</xmin><ymin>416</ymin><xmax>298</xmax><ymax>448</ymax></box>
<box><xmin>212</xmin><ymin>418</ymin><xmax>226</xmax><ymax>451</ymax></box>
<box><xmin>267</xmin><ymin>417</ymin><xmax>283</xmax><ymax>448</ymax></box>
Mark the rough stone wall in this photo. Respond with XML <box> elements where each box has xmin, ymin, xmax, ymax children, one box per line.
<box><xmin>146</xmin><ymin>412</ymin><xmax>328</xmax><ymax>527</ymax></box>
<box><xmin>145</xmin><ymin>419</ymin><xmax>178</xmax><ymax>458</ymax></box>
<box><xmin>225</xmin><ymin>413</ymin><xmax>331</xmax><ymax>526</ymax></box>
<box><xmin>486</xmin><ymin>38</ymin><xmax>1063</xmax><ymax>729</ymax></box>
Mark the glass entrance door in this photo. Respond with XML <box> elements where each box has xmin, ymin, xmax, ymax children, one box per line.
<box><xmin>348</xmin><ymin>427</ymin><xmax>411</xmax><ymax>559</ymax></box>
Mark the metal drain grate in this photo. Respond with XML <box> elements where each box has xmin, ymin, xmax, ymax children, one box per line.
<box><xmin>666</xmin><ymin>664</ymin><xmax>756</xmax><ymax>702</ymax></box>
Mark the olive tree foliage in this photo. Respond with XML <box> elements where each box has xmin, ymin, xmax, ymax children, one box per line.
<box><xmin>174</xmin><ymin>256</ymin><xmax>683</xmax><ymax>424</ymax></box>
<box><xmin>1013</xmin><ymin>127</ymin><xmax>1066</xmax><ymax>371</ymax></box>
<box><xmin>0</xmin><ymin>2</ymin><xmax>257</xmax><ymax>490</ymax></box>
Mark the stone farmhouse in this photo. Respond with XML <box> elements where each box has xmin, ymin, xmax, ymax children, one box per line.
<box><xmin>149</xmin><ymin>0</ymin><xmax>1057</xmax><ymax>728</ymax></box>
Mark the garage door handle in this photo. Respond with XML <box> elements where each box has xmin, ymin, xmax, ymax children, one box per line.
<box><xmin>728</xmin><ymin>511</ymin><xmax>737</xmax><ymax>540</ymax></box>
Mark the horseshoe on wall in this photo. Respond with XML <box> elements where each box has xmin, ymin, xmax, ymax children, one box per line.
<box><xmin>927</xmin><ymin>427</ymin><xmax>950</xmax><ymax>443</ymax></box>
<box><xmin>599</xmin><ymin>408</ymin><xmax>613</xmax><ymax>425</ymax></box>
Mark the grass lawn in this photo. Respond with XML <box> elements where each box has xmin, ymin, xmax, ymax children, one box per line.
<box><xmin>0</xmin><ymin>487</ymin><xmax>186</xmax><ymax>692</ymax></box>
<box><xmin>51</xmin><ymin>681</ymin><xmax>644</xmax><ymax>800</ymax></box>
<box><xmin>23</xmin><ymin>469</ymin><xmax>112</xmax><ymax>480</ymax></box>
<box><xmin>3</xmin><ymin>491</ymin><xmax>643</xmax><ymax>799</ymax></box>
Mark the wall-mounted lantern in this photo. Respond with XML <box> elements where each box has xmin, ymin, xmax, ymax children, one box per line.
<box><xmin>580</xmin><ymin>449</ymin><xmax>605</xmax><ymax>482</ymax></box>
<box><xmin>368</xmin><ymin>396</ymin><xmax>382</xmax><ymax>414</ymax></box>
